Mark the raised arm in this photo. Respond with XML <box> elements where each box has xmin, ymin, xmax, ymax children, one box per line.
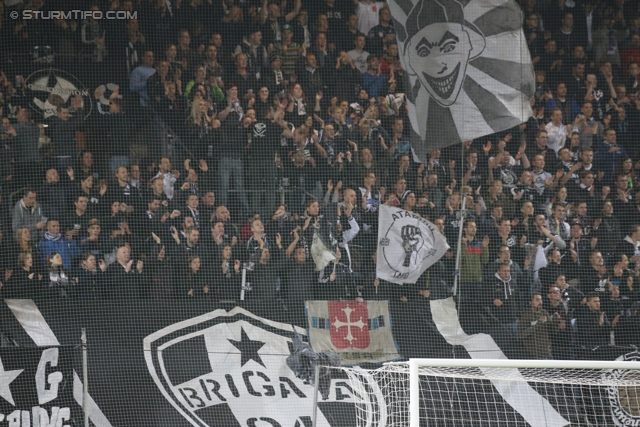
<box><xmin>285</xmin><ymin>0</ymin><xmax>301</xmax><ymax>22</ymax></box>
<box><xmin>260</xmin><ymin>0</ymin><xmax>269</xmax><ymax>25</ymax></box>
<box><xmin>286</xmin><ymin>227</ymin><xmax>301</xmax><ymax>258</ymax></box>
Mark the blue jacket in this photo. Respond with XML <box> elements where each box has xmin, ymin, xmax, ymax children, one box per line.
<box><xmin>362</xmin><ymin>72</ymin><xmax>387</xmax><ymax>99</ymax></box>
<box><xmin>594</xmin><ymin>143</ymin><xmax>627</xmax><ymax>186</ymax></box>
<box><xmin>39</xmin><ymin>238</ymin><xmax>82</xmax><ymax>270</ymax></box>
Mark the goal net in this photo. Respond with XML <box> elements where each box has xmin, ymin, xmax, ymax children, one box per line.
<box><xmin>338</xmin><ymin>358</ymin><xmax>640</xmax><ymax>427</ymax></box>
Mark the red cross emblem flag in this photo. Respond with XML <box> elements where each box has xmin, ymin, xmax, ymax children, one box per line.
<box><xmin>307</xmin><ymin>301</ymin><xmax>400</xmax><ymax>365</ymax></box>
<box><xmin>328</xmin><ymin>301</ymin><xmax>370</xmax><ymax>349</ymax></box>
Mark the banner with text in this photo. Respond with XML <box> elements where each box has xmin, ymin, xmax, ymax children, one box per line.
<box><xmin>0</xmin><ymin>346</ymin><xmax>78</xmax><ymax>427</ymax></box>
<box><xmin>377</xmin><ymin>205</ymin><xmax>449</xmax><ymax>284</ymax></box>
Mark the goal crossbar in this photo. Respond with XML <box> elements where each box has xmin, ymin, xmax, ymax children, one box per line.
<box><xmin>405</xmin><ymin>358</ymin><xmax>640</xmax><ymax>370</ymax></box>
<box><xmin>407</xmin><ymin>358</ymin><xmax>640</xmax><ymax>427</ymax></box>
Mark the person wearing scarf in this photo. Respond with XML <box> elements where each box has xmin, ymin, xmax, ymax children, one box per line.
<box><xmin>262</xmin><ymin>55</ymin><xmax>286</xmax><ymax>97</ymax></box>
<box><xmin>107</xmin><ymin>166</ymin><xmax>143</xmax><ymax>210</ymax></box>
<box><xmin>39</xmin><ymin>219</ymin><xmax>81</xmax><ymax>270</ymax></box>
<box><xmin>45</xmin><ymin>252</ymin><xmax>75</xmax><ymax>298</ymax></box>
<box><xmin>285</xmin><ymin>83</ymin><xmax>321</xmax><ymax>127</ymax></box>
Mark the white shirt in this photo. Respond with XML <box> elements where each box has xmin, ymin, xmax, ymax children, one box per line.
<box><xmin>154</xmin><ymin>171</ymin><xmax>178</xmax><ymax>200</ymax></box>
<box><xmin>545</xmin><ymin>121</ymin><xmax>568</xmax><ymax>155</ymax></box>
<box><xmin>356</xmin><ymin>1</ymin><xmax>385</xmax><ymax>35</ymax></box>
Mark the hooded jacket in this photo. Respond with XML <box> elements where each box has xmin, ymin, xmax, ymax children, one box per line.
<box><xmin>12</xmin><ymin>199</ymin><xmax>44</xmax><ymax>241</ymax></box>
<box><xmin>487</xmin><ymin>272</ymin><xmax>519</xmax><ymax>324</ymax></box>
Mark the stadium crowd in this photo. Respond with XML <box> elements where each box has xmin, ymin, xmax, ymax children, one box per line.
<box><xmin>0</xmin><ymin>0</ymin><xmax>639</xmax><ymax>360</ymax></box>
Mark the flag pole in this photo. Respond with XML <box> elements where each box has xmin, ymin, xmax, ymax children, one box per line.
<box><xmin>452</xmin><ymin>139</ymin><xmax>469</xmax><ymax>328</ymax></box>
<box><xmin>82</xmin><ymin>328</ymin><xmax>89</xmax><ymax>427</ymax></box>
<box><xmin>452</xmin><ymin>187</ymin><xmax>467</xmax><ymax>298</ymax></box>
<box><xmin>311</xmin><ymin>364</ymin><xmax>320</xmax><ymax>427</ymax></box>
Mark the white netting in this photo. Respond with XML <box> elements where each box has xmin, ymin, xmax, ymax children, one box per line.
<box><xmin>339</xmin><ymin>361</ymin><xmax>640</xmax><ymax>427</ymax></box>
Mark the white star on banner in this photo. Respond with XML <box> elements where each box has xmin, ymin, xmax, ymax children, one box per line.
<box><xmin>0</xmin><ymin>356</ymin><xmax>23</xmax><ymax>406</ymax></box>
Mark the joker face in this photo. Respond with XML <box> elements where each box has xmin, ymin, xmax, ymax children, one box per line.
<box><xmin>407</xmin><ymin>22</ymin><xmax>472</xmax><ymax>106</ymax></box>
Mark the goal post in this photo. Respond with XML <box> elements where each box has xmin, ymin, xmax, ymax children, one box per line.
<box><xmin>408</xmin><ymin>358</ymin><xmax>640</xmax><ymax>427</ymax></box>
<box><xmin>337</xmin><ymin>356</ymin><xmax>640</xmax><ymax>427</ymax></box>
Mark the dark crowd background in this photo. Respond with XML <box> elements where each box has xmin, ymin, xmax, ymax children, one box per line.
<box><xmin>0</xmin><ymin>0</ymin><xmax>639</xmax><ymax>362</ymax></box>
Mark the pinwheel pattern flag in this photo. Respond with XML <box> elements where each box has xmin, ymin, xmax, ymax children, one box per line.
<box><xmin>388</xmin><ymin>0</ymin><xmax>535</xmax><ymax>161</ymax></box>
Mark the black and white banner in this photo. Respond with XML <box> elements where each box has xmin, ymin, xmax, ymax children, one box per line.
<box><xmin>144</xmin><ymin>307</ymin><xmax>337</xmax><ymax>427</ymax></box>
<box><xmin>0</xmin><ymin>300</ymin><xmax>367</xmax><ymax>427</ymax></box>
<box><xmin>0</xmin><ymin>346</ymin><xmax>78</xmax><ymax>427</ymax></box>
<box><xmin>24</xmin><ymin>69</ymin><xmax>92</xmax><ymax>119</ymax></box>
<box><xmin>388</xmin><ymin>0</ymin><xmax>534</xmax><ymax>160</ymax></box>
<box><xmin>0</xmin><ymin>296</ymin><xmax>638</xmax><ymax>426</ymax></box>
<box><xmin>377</xmin><ymin>205</ymin><xmax>449</xmax><ymax>284</ymax></box>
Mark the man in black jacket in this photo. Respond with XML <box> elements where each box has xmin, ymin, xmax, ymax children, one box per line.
<box><xmin>105</xmin><ymin>244</ymin><xmax>144</xmax><ymax>299</ymax></box>
<box><xmin>538</xmin><ymin>248</ymin><xmax>565</xmax><ymax>289</ymax></box>
<box><xmin>580</xmin><ymin>251</ymin><xmax>611</xmax><ymax>295</ymax></box>
<box><xmin>99</xmin><ymin>97</ymin><xmax>132</xmax><ymax>175</ymax></box>
<box><xmin>486</xmin><ymin>262</ymin><xmax>520</xmax><ymax>338</ymax></box>
<box><xmin>212</xmin><ymin>205</ymin><xmax>240</xmax><ymax>242</ymax></box>
<box><xmin>46</xmin><ymin>96</ymin><xmax>84</xmax><ymax>171</ymax></box>
<box><xmin>299</xmin><ymin>53</ymin><xmax>324</xmax><ymax>96</ymax></box>
<box><xmin>168</xmin><ymin>225</ymin><xmax>209</xmax><ymax>272</ymax></box>
<box><xmin>281</xmin><ymin>246</ymin><xmax>316</xmax><ymax>327</ymax></box>
<box><xmin>576</xmin><ymin>292</ymin><xmax>619</xmax><ymax>350</ymax></box>
<box><xmin>217</xmin><ymin>110</ymin><xmax>251</xmax><ymax>217</ymax></box>
<box><xmin>601</xmin><ymin>285</ymin><xmax>640</xmax><ymax>346</ymax></box>
<box><xmin>245</xmin><ymin>238</ymin><xmax>285</xmax><ymax>320</ymax></box>
<box><xmin>14</xmin><ymin>107</ymin><xmax>42</xmax><ymax>186</ymax></box>
<box><xmin>106</xmin><ymin>166</ymin><xmax>144</xmax><ymax>212</ymax></box>
<box><xmin>248</xmin><ymin>107</ymin><xmax>291</xmax><ymax>219</ymax></box>
<box><xmin>543</xmin><ymin>284</ymin><xmax>575</xmax><ymax>359</ymax></box>
<box><xmin>38</xmin><ymin>168</ymin><xmax>73</xmax><ymax>220</ymax></box>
